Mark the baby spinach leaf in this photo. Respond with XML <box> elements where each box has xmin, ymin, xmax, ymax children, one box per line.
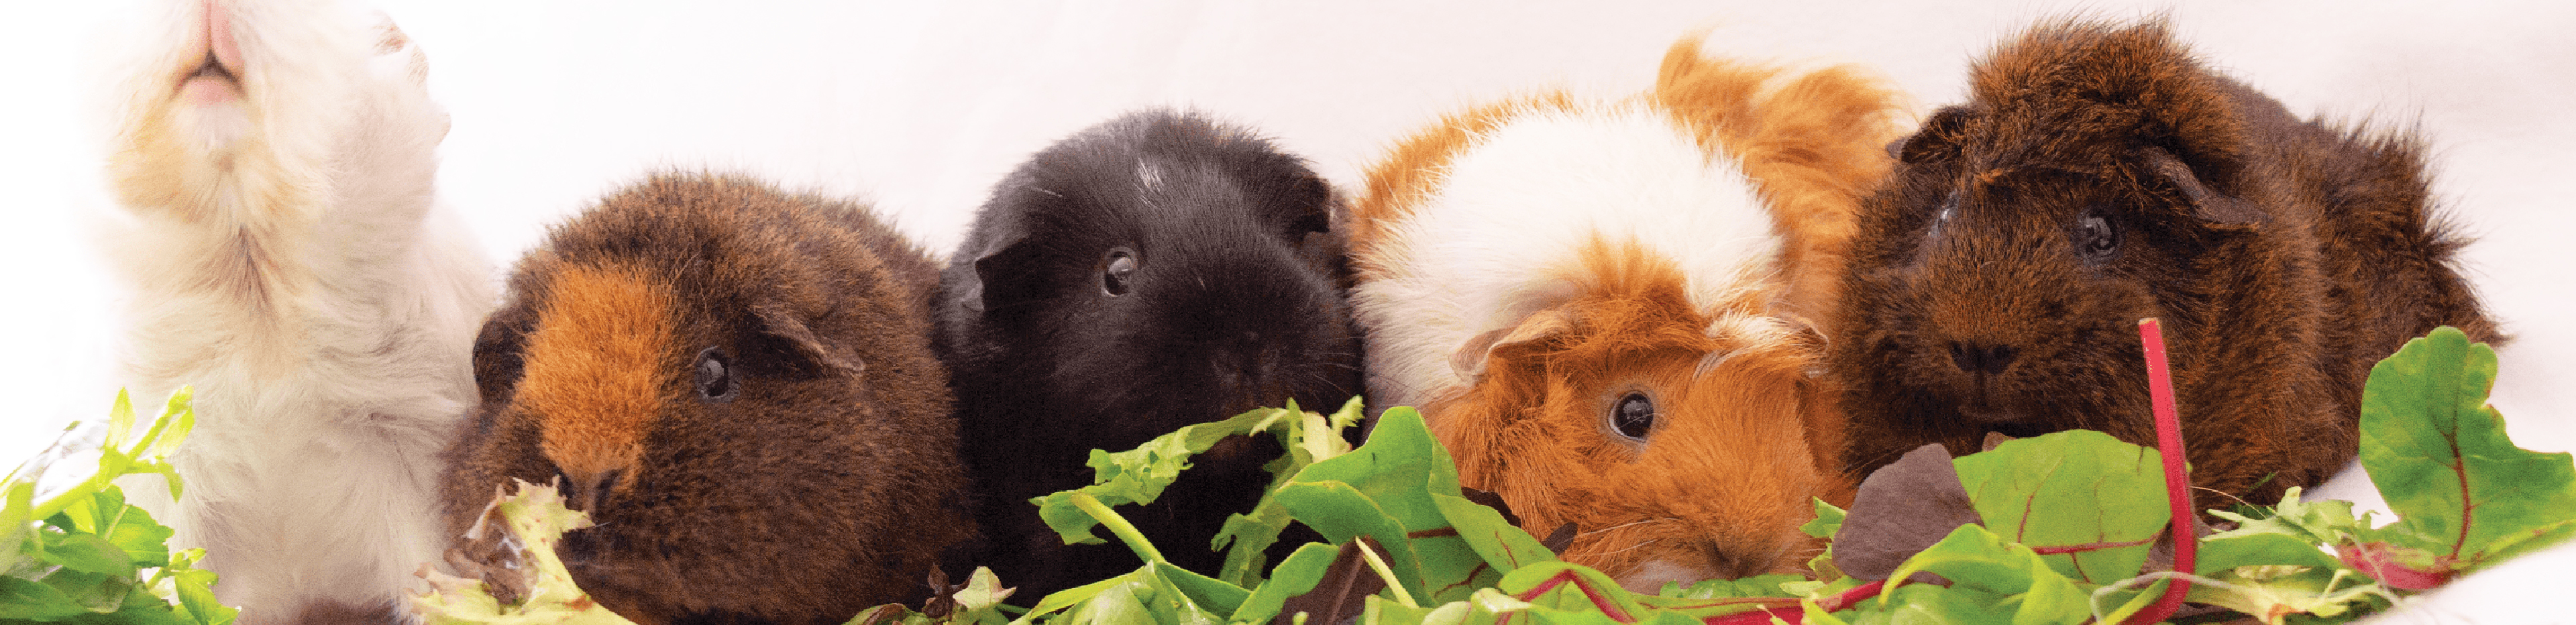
<box><xmin>1276</xmin><ymin>409</ymin><xmax>1494</xmax><ymax>604</ymax></box>
<box><xmin>1234</xmin><ymin>543</ymin><xmax>1340</xmax><ymax>624</ymax></box>
<box><xmin>1428</xmin><ymin>494</ymin><xmax>1555</xmax><ymax>572</ymax></box>
<box><xmin>2358</xmin><ymin>327</ymin><xmax>2576</xmax><ymax>577</ymax></box>
<box><xmin>1881</xmin><ymin>524</ymin><xmax>2092</xmax><ymax>625</ymax></box>
<box><xmin>1951</xmin><ymin>431</ymin><xmax>2170</xmax><ymax>585</ymax></box>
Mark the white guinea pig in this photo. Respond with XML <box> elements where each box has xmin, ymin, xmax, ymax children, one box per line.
<box><xmin>99</xmin><ymin>0</ymin><xmax>489</xmax><ymax>622</ymax></box>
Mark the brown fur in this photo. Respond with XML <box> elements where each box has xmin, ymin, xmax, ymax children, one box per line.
<box><xmin>441</xmin><ymin>173</ymin><xmax>970</xmax><ymax>625</ymax></box>
<box><xmin>1830</xmin><ymin>19</ymin><xmax>2501</xmax><ymax>511</ymax></box>
<box><xmin>1346</xmin><ymin>40</ymin><xmax>1900</xmax><ymax>585</ymax></box>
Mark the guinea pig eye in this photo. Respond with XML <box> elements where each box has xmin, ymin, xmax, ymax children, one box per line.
<box><xmin>1608</xmin><ymin>392</ymin><xmax>1657</xmax><ymax>441</ymax></box>
<box><xmin>1927</xmin><ymin>189</ymin><xmax>1961</xmax><ymax>239</ymax></box>
<box><xmin>2075</xmin><ymin>209</ymin><xmax>2121</xmax><ymax>262</ymax></box>
<box><xmin>1102</xmin><ymin>248</ymin><xmax>1139</xmax><ymax>296</ymax></box>
<box><xmin>694</xmin><ymin>347</ymin><xmax>737</xmax><ymax>403</ymax></box>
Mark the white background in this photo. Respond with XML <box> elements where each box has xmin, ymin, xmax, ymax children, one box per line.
<box><xmin>2</xmin><ymin>1</ymin><xmax>2570</xmax><ymax>622</ymax></box>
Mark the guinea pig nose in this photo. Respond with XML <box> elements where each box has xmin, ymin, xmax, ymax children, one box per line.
<box><xmin>1947</xmin><ymin>342</ymin><xmax>2018</xmax><ymax>376</ymax></box>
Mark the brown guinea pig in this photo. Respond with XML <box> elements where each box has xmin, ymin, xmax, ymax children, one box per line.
<box><xmin>440</xmin><ymin>173</ymin><xmax>972</xmax><ymax>625</ymax></box>
<box><xmin>1830</xmin><ymin>19</ymin><xmax>2502</xmax><ymax>510</ymax></box>
<box><xmin>1344</xmin><ymin>39</ymin><xmax>1902</xmax><ymax>590</ymax></box>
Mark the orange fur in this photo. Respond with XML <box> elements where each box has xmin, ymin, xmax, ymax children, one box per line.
<box><xmin>518</xmin><ymin>263</ymin><xmax>678</xmax><ymax>497</ymax></box>
<box><xmin>1346</xmin><ymin>39</ymin><xmax>1898</xmax><ymax>587</ymax></box>
<box><xmin>1650</xmin><ymin>37</ymin><xmax>1902</xmax><ymax>321</ymax></box>
<box><xmin>1425</xmin><ymin>240</ymin><xmax>1848</xmax><ymax>581</ymax></box>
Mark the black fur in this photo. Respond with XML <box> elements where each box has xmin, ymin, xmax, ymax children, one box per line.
<box><xmin>933</xmin><ymin>110</ymin><xmax>1364</xmax><ymax>595</ymax></box>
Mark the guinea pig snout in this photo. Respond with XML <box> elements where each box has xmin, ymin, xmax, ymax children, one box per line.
<box><xmin>557</xmin><ymin>467</ymin><xmax>628</xmax><ymax>514</ymax></box>
<box><xmin>1615</xmin><ymin>536</ymin><xmax>1802</xmax><ymax>592</ymax></box>
<box><xmin>1947</xmin><ymin>341</ymin><xmax>2017</xmax><ymax>376</ymax></box>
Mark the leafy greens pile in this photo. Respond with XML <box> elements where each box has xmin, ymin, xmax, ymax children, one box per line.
<box><xmin>415</xmin><ymin>326</ymin><xmax>2576</xmax><ymax>625</ymax></box>
<box><xmin>14</xmin><ymin>327</ymin><xmax>2561</xmax><ymax>625</ymax></box>
<box><xmin>2</xmin><ymin>389</ymin><xmax>232</xmax><ymax>625</ymax></box>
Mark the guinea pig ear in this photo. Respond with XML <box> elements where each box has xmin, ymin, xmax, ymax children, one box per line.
<box><xmin>2138</xmin><ymin>144</ymin><xmax>2267</xmax><ymax>226</ymax></box>
<box><xmin>1894</xmin><ymin>107</ymin><xmax>1974</xmax><ymax>164</ymax></box>
<box><xmin>470</xmin><ymin>303</ymin><xmax>537</xmax><ymax>405</ymax></box>
<box><xmin>1451</xmin><ymin>308</ymin><xmax>1574</xmax><ymax>382</ymax></box>
<box><xmin>952</xmin><ymin>231</ymin><xmax>1046</xmax><ymax>315</ymax></box>
<box><xmin>745</xmin><ymin>304</ymin><xmax>864</xmax><ymax>380</ymax></box>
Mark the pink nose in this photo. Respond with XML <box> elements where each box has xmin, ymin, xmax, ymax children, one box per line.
<box><xmin>204</xmin><ymin>0</ymin><xmax>244</xmax><ymax>76</ymax></box>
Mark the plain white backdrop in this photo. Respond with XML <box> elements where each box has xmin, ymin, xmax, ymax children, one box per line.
<box><xmin>3</xmin><ymin>1</ymin><xmax>2570</xmax><ymax>622</ymax></box>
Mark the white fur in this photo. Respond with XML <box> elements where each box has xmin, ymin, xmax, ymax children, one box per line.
<box><xmin>99</xmin><ymin>0</ymin><xmax>490</xmax><ymax>622</ymax></box>
<box><xmin>1351</xmin><ymin>103</ymin><xmax>1786</xmax><ymax>411</ymax></box>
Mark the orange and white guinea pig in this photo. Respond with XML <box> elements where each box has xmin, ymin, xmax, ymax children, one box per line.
<box><xmin>1344</xmin><ymin>38</ymin><xmax>1902</xmax><ymax>589</ymax></box>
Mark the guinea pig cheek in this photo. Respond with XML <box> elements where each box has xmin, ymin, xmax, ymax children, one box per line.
<box><xmin>1588</xmin><ymin>354</ymin><xmax>1833</xmax><ymax>587</ymax></box>
<box><xmin>517</xmin><ymin>264</ymin><xmax>682</xmax><ymax>512</ymax></box>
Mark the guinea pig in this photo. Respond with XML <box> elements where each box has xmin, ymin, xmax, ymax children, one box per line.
<box><xmin>441</xmin><ymin>173</ymin><xmax>973</xmax><ymax>625</ymax></box>
<box><xmin>1342</xmin><ymin>39</ymin><xmax>1902</xmax><ymax>591</ymax></box>
<box><xmin>1829</xmin><ymin>19</ymin><xmax>2502</xmax><ymax>511</ymax></box>
<box><xmin>932</xmin><ymin>109</ymin><xmax>1365</xmax><ymax>597</ymax></box>
<box><xmin>98</xmin><ymin>0</ymin><xmax>491</xmax><ymax>622</ymax></box>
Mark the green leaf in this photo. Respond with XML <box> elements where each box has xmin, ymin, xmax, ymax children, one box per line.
<box><xmin>1233</xmin><ymin>543</ymin><xmax>1341</xmax><ymax>624</ymax></box>
<box><xmin>0</xmin><ymin>575</ymin><xmax>90</xmax><ymax>621</ymax></box>
<box><xmin>1056</xmin><ymin>578</ymin><xmax>1157</xmax><ymax>625</ymax></box>
<box><xmin>1216</xmin><ymin>398</ymin><xmax>1366</xmax><ymax>587</ymax></box>
<box><xmin>1430</xmin><ymin>493</ymin><xmax>1556</xmax><ymax>572</ymax></box>
<box><xmin>1276</xmin><ymin>410</ymin><xmax>1496</xmax><ymax>604</ymax></box>
<box><xmin>105</xmin><ymin>390</ymin><xmax>136</xmax><ymax>454</ymax></box>
<box><xmin>1354</xmin><ymin>595</ymin><xmax>1442</xmax><ymax>625</ymax></box>
<box><xmin>3</xmin><ymin>481</ymin><xmax>33</xmax><ymax>574</ymax></box>
<box><xmin>2359</xmin><ymin>327</ymin><xmax>2576</xmax><ymax>573</ymax></box>
<box><xmin>1032</xmin><ymin>404</ymin><xmax>1339</xmax><ymax>565</ymax></box>
<box><xmin>943</xmin><ymin>567</ymin><xmax>1018</xmax><ymax>625</ymax></box>
<box><xmin>1273</xmin><ymin>481</ymin><xmax>1426</xmax><ymax>600</ymax></box>
<box><xmin>98</xmin><ymin>504</ymin><xmax>174</xmax><ymax>569</ymax></box>
<box><xmin>1659</xmin><ymin>575</ymin><xmax>1805</xmax><ymax>600</ymax></box>
<box><xmin>1286</xmin><ymin>408</ymin><xmax>1460</xmax><ymax>533</ymax></box>
<box><xmin>1146</xmin><ymin>562</ymin><xmax>1250</xmax><ymax>619</ymax></box>
<box><xmin>1882</xmin><ymin>524</ymin><xmax>2090</xmax><ymax>625</ymax></box>
<box><xmin>1803</xmin><ymin>500</ymin><xmax>1846</xmax><ymax>540</ymax></box>
<box><xmin>169</xmin><ymin>562</ymin><xmax>234</xmax><ymax>625</ymax></box>
<box><xmin>38</xmin><ymin>533</ymin><xmax>136</xmax><ymax>576</ymax></box>
<box><xmin>1949</xmin><ymin>431</ymin><xmax>2169</xmax><ymax>585</ymax></box>
<box><xmin>1495</xmin><ymin>563</ymin><xmax>1646</xmax><ymax>621</ymax></box>
<box><xmin>1019</xmin><ymin>570</ymin><xmax>1153</xmax><ymax>625</ymax></box>
<box><xmin>142</xmin><ymin>388</ymin><xmax>198</xmax><ymax>462</ymax></box>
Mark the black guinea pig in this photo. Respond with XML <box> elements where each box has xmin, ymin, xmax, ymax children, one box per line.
<box><xmin>1829</xmin><ymin>19</ymin><xmax>2502</xmax><ymax>510</ymax></box>
<box><xmin>933</xmin><ymin>109</ymin><xmax>1365</xmax><ymax>596</ymax></box>
<box><xmin>440</xmin><ymin>172</ymin><xmax>973</xmax><ymax>625</ymax></box>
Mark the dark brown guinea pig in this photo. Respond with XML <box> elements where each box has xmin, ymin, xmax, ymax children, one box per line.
<box><xmin>441</xmin><ymin>172</ymin><xmax>972</xmax><ymax>625</ymax></box>
<box><xmin>1831</xmin><ymin>19</ymin><xmax>2501</xmax><ymax>510</ymax></box>
<box><xmin>933</xmin><ymin>109</ymin><xmax>1364</xmax><ymax>598</ymax></box>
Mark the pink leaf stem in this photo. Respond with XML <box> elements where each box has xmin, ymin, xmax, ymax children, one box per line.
<box><xmin>2125</xmin><ymin>319</ymin><xmax>2194</xmax><ymax>625</ymax></box>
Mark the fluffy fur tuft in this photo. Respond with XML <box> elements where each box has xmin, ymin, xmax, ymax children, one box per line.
<box><xmin>99</xmin><ymin>0</ymin><xmax>488</xmax><ymax>622</ymax></box>
<box><xmin>442</xmin><ymin>173</ymin><xmax>972</xmax><ymax>625</ymax></box>
<box><xmin>1830</xmin><ymin>19</ymin><xmax>2502</xmax><ymax>510</ymax></box>
<box><xmin>1345</xmin><ymin>39</ymin><xmax>1900</xmax><ymax>589</ymax></box>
